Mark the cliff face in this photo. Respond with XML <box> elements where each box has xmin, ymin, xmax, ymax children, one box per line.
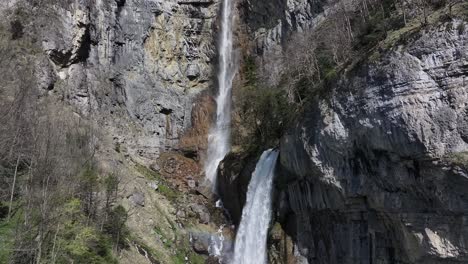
<box><xmin>216</xmin><ymin>1</ymin><xmax>468</xmax><ymax>263</ymax></box>
<box><xmin>278</xmin><ymin>19</ymin><xmax>468</xmax><ymax>264</ymax></box>
<box><xmin>0</xmin><ymin>0</ymin><xmax>219</xmax><ymax>162</ymax></box>
<box><xmin>239</xmin><ymin>0</ymin><xmax>327</xmax><ymax>86</ymax></box>
<box><xmin>4</xmin><ymin>0</ymin><xmax>468</xmax><ymax>263</ymax></box>
<box><xmin>0</xmin><ymin>1</ymin><xmax>223</xmax><ymax>262</ymax></box>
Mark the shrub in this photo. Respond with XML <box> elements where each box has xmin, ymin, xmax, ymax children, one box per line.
<box><xmin>103</xmin><ymin>205</ymin><xmax>129</xmax><ymax>250</ymax></box>
<box><xmin>57</xmin><ymin>199</ymin><xmax>118</xmax><ymax>264</ymax></box>
<box><xmin>236</xmin><ymin>58</ymin><xmax>295</xmax><ymax>148</ymax></box>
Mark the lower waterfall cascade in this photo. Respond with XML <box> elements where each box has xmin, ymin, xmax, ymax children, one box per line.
<box><xmin>231</xmin><ymin>149</ymin><xmax>279</xmax><ymax>264</ymax></box>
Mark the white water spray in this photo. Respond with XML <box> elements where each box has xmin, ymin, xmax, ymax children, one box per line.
<box><xmin>208</xmin><ymin>225</ymin><xmax>226</xmax><ymax>257</ymax></box>
<box><xmin>204</xmin><ymin>0</ymin><xmax>237</xmax><ymax>190</ymax></box>
<box><xmin>231</xmin><ymin>149</ymin><xmax>279</xmax><ymax>264</ymax></box>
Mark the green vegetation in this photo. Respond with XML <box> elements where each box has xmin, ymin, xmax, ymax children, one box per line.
<box><xmin>0</xmin><ymin>210</ymin><xmax>18</xmax><ymax>263</ymax></box>
<box><xmin>135</xmin><ymin>162</ymin><xmax>163</xmax><ymax>180</ymax></box>
<box><xmin>134</xmin><ymin>163</ymin><xmax>180</xmax><ymax>202</ymax></box>
<box><xmin>0</xmin><ymin>102</ymin><xmax>129</xmax><ymax>264</ymax></box>
<box><xmin>103</xmin><ymin>205</ymin><xmax>130</xmax><ymax>250</ymax></box>
<box><xmin>157</xmin><ymin>229</ymin><xmax>204</xmax><ymax>264</ymax></box>
<box><xmin>235</xmin><ymin>1</ymin><xmax>468</xmax><ymax>158</ymax></box>
<box><xmin>54</xmin><ymin>199</ymin><xmax>117</xmax><ymax>264</ymax></box>
<box><xmin>132</xmin><ymin>225</ymin><xmax>204</xmax><ymax>264</ymax></box>
<box><xmin>0</xmin><ymin>191</ymin><xmax>127</xmax><ymax>264</ymax></box>
<box><xmin>445</xmin><ymin>152</ymin><xmax>468</xmax><ymax>168</ymax></box>
<box><xmin>171</xmin><ymin>236</ymin><xmax>205</xmax><ymax>264</ymax></box>
<box><xmin>158</xmin><ymin>185</ymin><xmax>179</xmax><ymax>202</ymax></box>
<box><xmin>235</xmin><ymin>57</ymin><xmax>296</xmax><ymax>150</ymax></box>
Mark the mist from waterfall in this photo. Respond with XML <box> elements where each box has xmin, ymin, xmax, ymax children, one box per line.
<box><xmin>231</xmin><ymin>149</ymin><xmax>279</xmax><ymax>264</ymax></box>
<box><xmin>204</xmin><ymin>0</ymin><xmax>237</xmax><ymax>191</ymax></box>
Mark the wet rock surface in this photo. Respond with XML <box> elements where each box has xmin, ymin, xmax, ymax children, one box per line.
<box><xmin>217</xmin><ymin>150</ymin><xmax>260</xmax><ymax>225</ymax></box>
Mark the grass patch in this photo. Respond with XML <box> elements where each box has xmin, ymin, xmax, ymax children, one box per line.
<box><xmin>444</xmin><ymin>152</ymin><xmax>468</xmax><ymax>168</ymax></box>
<box><xmin>132</xmin><ymin>231</ymin><xmax>205</xmax><ymax>264</ymax></box>
<box><xmin>134</xmin><ymin>162</ymin><xmax>164</xmax><ymax>181</ymax></box>
<box><xmin>131</xmin><ymin>238</ymin><xmax>163</xmax><ymax>263</ymax></box>
<box><xmin>152</xmin><ymin>224</ymin><xmax>205</xmax><ymax>264</ymax></box>
<box><xmin>0</xmin><ymin>217</ymin><xmax>16</xmax><ymax>263</ymax></box>
<box><xmin>171</xmin><ymin>234</ymin><xmax>205</xmax><ymax>264</ymax></box>
<box><xmin>153</xmin><ymin>226</ymin><xmax>173</xmax><ymax>249</ymax></box>
<box><xmin>0</xmin><ymin>201</ymin><xmax>22</xmax><ymax>263</ymax></box>
<box><xmin>158</xmin><ymin>185</ymin><xmax>178</xmax><ymax>202</ymax></box>
<box><xmin>134</xmin><ymin>163</ymin><xmax>180</xmax><ymax>202</ymax></box>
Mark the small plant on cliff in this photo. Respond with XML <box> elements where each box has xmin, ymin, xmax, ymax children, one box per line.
<box><xmin>134</xmin><ymin>162</ymin><xmax>179</xmax><ymax>202</ymax></box>
<box><xmin>236</xmin><ymin>57</ymin><xmax>295</xmax><ymax>149</ymax></box>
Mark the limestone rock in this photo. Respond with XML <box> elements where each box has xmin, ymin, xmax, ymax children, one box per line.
<box><xmin>190</xmin><ymin>203</ymin><xmax>210</xmax><ymax>224</ymax></box>
<box><xmin>148</xmin><ymin>181</ymin><xmax>159</xmax><ymax>191</ymax></box>
<box><xmin>190</xmin><ymin>233</ymin><xmax>211</xmax><ymax>255</ymax></box>
<box><xmin>187</xmin><ymin>178</ymin><xmax>197</xmax><ymax>189</ymax></box>
<box><xmin>128</xmin><ymin>191</ymin><xmax>145</xmax><ymax>207</ymax></box>
<box><xmin>278</xmin><ymin>20</ymin><xmax>468</xmax><ymax>264</ymax></box>
<box><xmin>0</xmin><ymin>0</ymin><xmax>220</xmax><ymax>164</ymax></box>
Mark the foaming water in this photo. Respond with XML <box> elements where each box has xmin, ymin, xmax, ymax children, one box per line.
<box><xmin>204</xmin><ymin>0</ymin><xmax>237</xmax><ymax>190</ymax></box>
<box><xmin>208</xmin><ymin>225</ymin><xmax>226</xmax><ymax>257</ymax></box>
<box><xmin>231</xmin><ymin>149</ymin><xmax>279</xmax><ymax>264</ymax></box>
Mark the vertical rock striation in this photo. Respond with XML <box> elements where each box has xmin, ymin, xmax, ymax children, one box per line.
<box><xmin>0</xmin><ymin>0</ymin><xmax>220</xmax><ymax>162</ymax></box>
<box><xmin>279</xmin><ymin>20</ymin><xmax>468</xmax><ymax>264</ymax></box>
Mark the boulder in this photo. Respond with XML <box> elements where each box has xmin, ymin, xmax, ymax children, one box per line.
<box><xmin>190</xmin><ymin>203</ymin><xmax>210</xmax><ymax>224</ymax></box>
<box><xmin>128</xmin><ymin>191</ymin><xmax>145</xmax><ymax>207</ymax></box>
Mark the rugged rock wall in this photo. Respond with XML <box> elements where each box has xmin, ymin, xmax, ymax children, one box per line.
<box><xmin>278</xmin><ymin>20</ymin><xmax>468</xmax><ymax>264</ymax></box>
<box><xmin>4</xmin><ymin>0</ymin><xmax>468</xmax><ymax>263</ymax></box>
<box><xmin>1</xmin><ymin>1</ymin><xmax>227</xmax><ymax>263</ymax></box>
<box><xmin>0</xmin><ymin>0</ymin><xmax>219</xmax><ymax>162</ymax></box>
<box><xmin>239</xmin><ymin>0</ymin><xmax>329</xmax><ymax>85</ymax></box>
<box><xmin>215</xmin><ymin>1</ymin><xmax>468</xmax><ymax>264</ymax></box>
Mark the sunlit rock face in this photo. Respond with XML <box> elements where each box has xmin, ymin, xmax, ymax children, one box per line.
<box><xmin>5</xmin><ymin>0</ymin><xmax>468</xmax><ymax>262</ymax></box>
<box><xmin>0</xmin><ymin>0</ymin><xmax>220</xmax><ymax>162</ymax></box>
<box><xmin>213</xmin><ymin>0</ymin><xmax>468</xmax><ymax>262</ymax></box>
<box><xmin>279</xmin><ymin>20</ymin><xmax>468</xmax><ymax>264</ymax></box>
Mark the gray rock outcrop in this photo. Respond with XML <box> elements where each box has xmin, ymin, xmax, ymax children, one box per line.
<box><xmin>0</xmin><ymin>0</ymin><xmax>219</xmax><ymax>162</ymax></box>
<box><xmin>240</xmin><ymin>0</ymin><xmax>329</xmax><ymax>85</ymax></box>
<box><xmin>279</xmin><ymin>20</ymin><xmax>468</xmax><ymax>264</ymax></box>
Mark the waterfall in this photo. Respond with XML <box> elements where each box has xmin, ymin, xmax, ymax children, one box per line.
<box><xmin>204</xmin><ymin>0</ymin><xmax>236</xmax><ymax>190</ymax></box>
<box><xmin>231</xmin><ymin>149</ymin><xmax>279</xmax><ymax>264</ymax></box>
<box><xmin>208</xmin><ymin>225</ymin><xmax>226</xmax><ymax>257</ymax></box>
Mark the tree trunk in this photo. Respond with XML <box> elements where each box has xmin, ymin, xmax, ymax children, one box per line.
<box><xmin>8</xmin><ymin>155</ymin><xmax>20</xmax><ymax>221</ymax></box>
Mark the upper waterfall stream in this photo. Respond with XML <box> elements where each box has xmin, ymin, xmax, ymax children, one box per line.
<box><xmin>231</xmin><ymin>149</ymin><xmax>279</xmax><ymax>264</ymax></box>
<box><xmin>204</xmin><ymin>0</ymin><xmax>236</xmax><ymax>190</ymax></box>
